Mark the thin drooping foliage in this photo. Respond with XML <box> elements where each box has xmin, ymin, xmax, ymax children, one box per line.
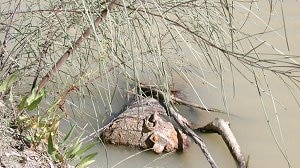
<box><xmin>1</xmin><ymin>0</ymin><xmax>299</xmax><ymax>167</ymax></box>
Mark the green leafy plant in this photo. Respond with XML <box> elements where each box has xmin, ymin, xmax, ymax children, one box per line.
<box><xmin>47</xmin><ymin>125</ymin><xmax>98</xmax><ymax>167</ymax></box>
<box><xmin>0</xmin><ymin>72</ymin><xmax>20</xmax><ymax>93</ymax></box>
<box><xmin>0</xmin><ymin>72</ymin><xmax>21</xmax><ymax>102</ymax></box>
<box><xmin>1</xmin><ymin>0</ymin><xmax>299</xmax><ymax>167</ymax></box>
<box><xmin>14</xmin><ymin>92</ymin><xmax>97</xmax><ymax>167</ymax></box>
<box><xmin>12</xmin><ymin>113</ymin><xmax>61</xmax><ymax>146</ymax></box>
<box><xmin>12</xmin><ymin>87</ymin><xmax>56</xmax><ymax>145</ymax></box>
<box><xmin>18</xmin><ymin>88</ymin><xmax>46</xmax><ymax>111</ymax></box>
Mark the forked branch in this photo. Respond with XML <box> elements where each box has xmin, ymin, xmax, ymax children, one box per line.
<box><xmin>140</xmin><ymin>84</ymin><xmax>247</xmax><ymax>168</ymax></box>
<box><xmin>198</xmin><ymin>118</ymin><xmax>247</xmax><ymax>168</ymax></box>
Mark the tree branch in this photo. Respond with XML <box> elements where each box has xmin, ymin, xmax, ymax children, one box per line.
<box><xmin>140</xmin><ymin>84</ymin><xmax>219</xmax><ymax>168</ymax></box>
<box><xmin>171</xmin><ymin>96</ymin><xmax>224</xmax><ymax>113</ymax></box>
<box><xmin>36</xmin><ymin>0</ymin><xmax>118</xmax><ymax>94</ymax></box>
<box><xmin>198</xmin><ymin>118</ymin><xmax>247</xmax><ymax>168</ymax></box>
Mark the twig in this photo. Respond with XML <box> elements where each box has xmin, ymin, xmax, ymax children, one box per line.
<box><xmin>168</xmin><ymin>107</ymin><xmax>219</xmax><ymax>168</ymax></box>
<box><xmin>139</xmin><ymin>84</ymin><xmax>219</xmax><ymax>168</ymax></box>
<box><xmin>0</xmin><ymin>0</ymin><xmax>23</xmax><ymax>71</ymax></box>
<box><xmin>36</xmin><ymin>0</ymin><xmax>118</xmax><ymax>94</ymax></box>
<box><xmin>198</xmin><ymin>118</ymin><xmax>247</xmax><ymax>168</ymax></box>
<box><xmin>31</xmin><ymin>5</ymin><xmax>63</xmax><ymax>92</ymax></box>
<box><xmin>171</xmin><ymin>96</ymin><xmax>224</xmax><ymax>113</ymax></box>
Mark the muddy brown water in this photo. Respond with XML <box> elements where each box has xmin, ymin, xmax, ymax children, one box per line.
<box><xmin>77</xmin><ymin>2</ymin><xmax>300</xmax><ymax>168</ymax></box>
<box><xmin>2</xmin><ymin>1</ymin><xmax>300</xmax><ymax>168</ymax></box>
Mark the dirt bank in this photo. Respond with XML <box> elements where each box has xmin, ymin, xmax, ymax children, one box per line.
<box><xmin>0</xmin><ymin>100</ymin><xmax>68</xmax><ymax>168</ymax></box>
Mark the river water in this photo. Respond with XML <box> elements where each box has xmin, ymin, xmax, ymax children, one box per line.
<box><xmin>71</xmin><ymin>1</ymin><xmax>300</xmax><ymax>168</ymax></box>
<box><xmin>2</xmin><ymin>1</ymin><xmax>300</xmax><ymax>168</ymax></box>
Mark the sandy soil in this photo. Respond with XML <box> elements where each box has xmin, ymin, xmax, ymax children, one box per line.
<box><xmin>0</xmin><ymin>100</ymin><xmax>66</xmax><ymax>168</ymax></box>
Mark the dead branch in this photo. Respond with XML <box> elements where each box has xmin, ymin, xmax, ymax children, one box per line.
<box><xmin>168</xmin><ymin>107</ymin><xmax>219</xmax><ymax>168</ymax></box>
<box><xmin>84</xmin><ymin>84</ymin><xmax>245</xmax><ymax>168</ymax></box>
<box><xmin>198</xmin><ymin>118</ymin><xmax>247</xmax><ymax>168</ymax></box>
<box><xmin>138</xmin><ymin>83</ymin><xmax>224</xmax><ymax>113</ymax></box>
<box><xmin>171</xmin><ymin>96</ymin><xmax>224</xmax><ymax>113</ymax></box>
<box><xmin>139</xmin><ymin>84</ymin><xmax>219</xmax><ymax>168</ymax></box>
<box><xmin>36</xmin><ymin>0</ymin><xmax>118</xmax><ymax>94</ymax></box>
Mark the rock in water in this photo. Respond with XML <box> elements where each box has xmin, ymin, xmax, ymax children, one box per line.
<box><xmin>102</xmin><ymin>97</ymin><xmax>189</xmax><ymax>153</ymax></box>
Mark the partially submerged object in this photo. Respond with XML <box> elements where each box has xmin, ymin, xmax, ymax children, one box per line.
<box><xmin>101</xmin><ymin>85</ymin><xmax>246</xmax><ymax>168</ymax></box>
<box><xmin>102</xmin><ymin>97</ymin><xmax>189</xmax><ymax>153</ymax></box>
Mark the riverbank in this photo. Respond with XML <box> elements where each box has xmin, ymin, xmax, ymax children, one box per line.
<box><xmin>0</xmin><ymin>100</ymin><xmax>68</xmax><ymax>168</ymax></box>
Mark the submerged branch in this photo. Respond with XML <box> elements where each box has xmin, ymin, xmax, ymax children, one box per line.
<box><xmin>83</xmin><ymin>84</ymin><xmax>245</xmax><ymax>168</ymax></box>
<box><xmin>198</xmin><ymin>118</ymin><xmax>247</xmax><ymax>168</ymax></box>
<box><xmin>168</xmin><ymin>107</ymin><xmax>219</xmax><ymax>168</ymax></box>
<box><xmin>171</xmin><ymin>96</ymin><xmax>224</xmax><ymax>113</ymax></box>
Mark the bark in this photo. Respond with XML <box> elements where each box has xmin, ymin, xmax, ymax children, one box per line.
<box><xmin>37</xmin><ymin>0</ymin><xmax>118</xmax><ymax>94</ymax></box>
<box><xmin>102</xmin><ymin>85</ymin><xmax>246</xmax><ymax>168</ymax></box>
<box><xmin>102</xmin><ymin>97</ymin><xmax>189</xmax><ymax>154</ymax></box>
<box><xmin>139</xmin><ymin>85</ymin><xmax>219</xmax><ymax>168</ymax></box>
<box><xmin>198</xmin><ymin>118</ymin><xmax>247</xmax><ymax>168</ymax></box>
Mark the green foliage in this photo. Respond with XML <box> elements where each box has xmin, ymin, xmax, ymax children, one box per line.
<box><xmin>72</xmin><ymin>142</ymin><xmax>97</xmax><ymax>160</ymax></box>
<box><xmin>12</xmin><ymin>87</ymin><xmax>60</xmax><ymax>146</ymax></box>
<box><xmin>18</xmin><ymin>88</ymin><xmax>46</xmax><ymax>111</ymax></box>
<box><xmin>47</xmin><ymin>125</ymin><xmax>98</xmax><ymax>167</ymax></box>
<box><xmin>62</xmin><ymin>125</ymin><xmax>76</xmax><ymax>145</ymax></box>
<box><xmin>47</xmin><ymin>132</ymin><xmax>55</xmax><ymax>155</ymax></box>
<box><xmin>13</xmin><ymin>98</ymin><xmax>97</xmax><ymax>167</ymax></box>
<box><xmin>12</xmin><ymin>114</ymin><xmax>61</xmax><ymax>145</ymax></box>
<box><xmin>76</xmin><ymin>152</ymin><xmax>97</xmax><ymax>168</ymax></box>
<box><xmin>12</xmin><ymin>80</ymin><xmax>96</xmax><ymax>167</ymax></box>
<box><xmin>65</xmin><ymin>137</ymin><xmax>83</xmax><ymax>159</ymax></box>
<box><xmin>0</xmin><ymin>72</ymin><xmax>20</xmax><ymax>92</ymax></box>
<box><xmin>1</xmin><ymin>0</ymin><xmax>299</xmax><ymax>167</ymax></box>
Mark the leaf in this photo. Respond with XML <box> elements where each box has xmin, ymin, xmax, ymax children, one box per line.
<box><xmin>9</xmin><ymin>88</ymin><xmax>13</xmax><ymax>102</ymax></box>
<box><xmin>76</xmin><ymin>160</ymin><xmax>95</xmax><ymax>168</ymax></box>
<box><xmin>69</xmin><ymin>142</ymin><xmax>82</xmax><ymax>159</ymax></box>
<box><xmin>62</xmin><ymin>125</ymin><xmax>76</xmax><ymax>145</ymax></box>
<box><xmin>47</xmin><ymin>133</ymin><xmax>55</xmax><ymax>155</ymax></box>
<box><xmin>76</xmin><ymin>153</ymin><xmax>97</xmax><ymax>168</ymax></box>
<box><xmin>18</xmin><ymin>96</ymin><xmax>28</xmax><ymax>110</ymax></box>
<box><xmin>26</xmin><ymin>87</ymin><xmax>37</xmax><ymax>105</ymax></box>
<box><xmin>27</xmin><ymin>87</ymin><xmax>46</xmax><ymax>105</ymax></box>
<box><xmin>65</xmin><ymin>132</ymin><xmax>84</xmax><ymax>159</ymax></box>
<box><xmin>26</xmin><ymin>96</ymin><xmax>43</xmax><ymax>111</ymax></box>
<box><xmin>73</xmin><ymin>142</ymin><xmax>98</xmax><ymax>160</ymax></box>
<box><xmin>26</xmin><ymin>88</ymin><xmax>46</xmax><ymax>111</ymax></box>
<box><xmin>0</xmin><ymin>72</ymin><xmax>20</xmax><ymax>92</ymax></box>
<box><xmin>65</xmin><ymin>141</ymin><xmax>82</xmax><ymax>159</ymax></box>
<box><xmin>50</xmin><ymin>118</ymin><xmax>60</xmax><ymax>133</ymax></box>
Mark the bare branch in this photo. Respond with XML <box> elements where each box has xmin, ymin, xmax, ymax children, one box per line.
<box><xmin>198</xmin><ymin>118</ymin><xmax>247</xmax><ymax>168</ymax></box>
<box><xmin>36</xmin><ymin>0</ymin><xmax>118</xmax><ymax>94</ymax></box>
